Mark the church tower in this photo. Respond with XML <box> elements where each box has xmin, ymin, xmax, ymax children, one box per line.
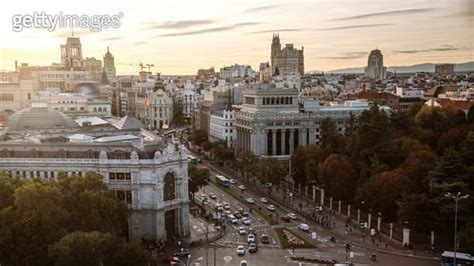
<box><xmin>60</xmin><ymin>35</ymin><xmax>83</xmax><ymax>68</ymax></box>
<box><xmin>271</xmin><ymin>34</ymin><xmax>281</xmax><ymax>74</ymax></box>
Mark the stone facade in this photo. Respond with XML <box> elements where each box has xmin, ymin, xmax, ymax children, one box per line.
<box><xmin>271</xmin><ymin>34</ymin><xmax>304</xmax><ymax>76</ymax></box>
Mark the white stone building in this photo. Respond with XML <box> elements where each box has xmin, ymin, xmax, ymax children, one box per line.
<box><xmin>83</xmin><ymin>57</ymin><xmax>103</xmax><ymax>81</ymax></box>
<box><xmin>0</xmin><ymin>79</ymin><xmax>35</xmax><ymax>113</ymax></box>
<box><xmin>0</xmin><ymin>107</ymin><xmax>190</xmax><ymax>242</ymax></box>
<box><xmin>209</xmin><ymin>109</ymin><xmax>236</xmax><ymax>148</ymax></box>
<box><xmin>220</xmin><ymin>64</ymin><xmax>256</xmax><ymax>80</ymax></box>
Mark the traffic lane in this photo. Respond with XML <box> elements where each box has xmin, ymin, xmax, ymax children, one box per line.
<box><xmin>189</xmin><ymin>246</ymin><xmax>299</xmax><ymax>266</ymax></box>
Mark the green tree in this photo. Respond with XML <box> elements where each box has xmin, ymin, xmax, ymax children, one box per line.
<box><xmin>188</xmin><ymin>164</ymin><xmax>210</xmax><ymax>202</ymax></box>
<box><xmin>49</xmin><ymin>231</ymin><xmax>150</xmax><ymax>266</ymax></box>
<box><xmin>398</xmin><ymin>193</ymin><xmax>440</xmax><ymax>233</ymax></box>
<box><xmin>211</xmin><ymin>140</ymin><xmax>234</xmax><ymax>164</ymax></box>
<box><xmin>190</xmin><ymin>129</ymin><xmax>208</xmax><ymax>146</ymax></box>
<box><xmin>291</xmin><ymin>144</ymin><xmax>326</xmax><ymax>185</ymax></box>
<box><xmin>255</xmin><ymin>157</ymin><xmax>287</xmax><ymax>188</ymax></box>
<box><xmin>320</xmin><ymin>118</ymin><xmax>346</xmax><ymax>154</ymax></box>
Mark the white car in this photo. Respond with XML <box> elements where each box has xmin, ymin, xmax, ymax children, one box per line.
<box><xmin>245</xmin><ymin>198</ymin><xmax>255</xmax><ymax>204</ymax></box>
<box><xmin>266</xmin><ymin>204</ymin><xmax>276</xmax><ymax>211</ymax></box>
<box><xmin>240</xmin><ymin>260</ymin><xmax>248</xmax><ymax>266</ymax></box>
<box><xmin>247</xmin><ymin>234</ymin><xmax>256</xmax><ymax>243</ymax></box>
<box><xmin>298</xmin><ymin>223</ymin><xmax>309</xmax><ymax>232</ymax></box>
<box><xmin>225</xmin><ymin>210</ymin><xmax>232</xmax><ymax>216</ymax></box>
<box><xmin>230</xmin><ymin>218</ymin><xmax>238</xmax><ymax>224</ymax></box>
<box><xmin>237</xmin><ymin>245</ymin><xmax>246</xmax><ymax>255</ymax></box>
<box><xmin>230</xmin><ymin>179</ymin><xmax>237</xmax><ymax>184</ymax></box>
<box><xmin>209</xmin><ymin>193</ymin><xmax>217</xmax><ymax>199</ymax></box>
<box><xmin>238</xmin><ymin>226</ymin><xmax>246</xmax><ymax>235</ymax></box>
<box><xmin>288</xmin><ymin>213</ymin><xmax>297</xmax><ymax>220</ymax></box>
<box><xmin>242</xmin><ymin>217</ymin><xmax>251</xmax><ymax>225</ymax></box>
<box><xmin>259</xmin><ymin>197</ymin><xmax>268</xmax><ymax>203</ymax></box>
<box><xmin>238</xmin><ymin>185</ymin><xmax>247</xmax><ymax>190</ymax></box>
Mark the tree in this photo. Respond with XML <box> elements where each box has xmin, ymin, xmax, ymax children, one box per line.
<box><xmin>459</xmin><ymin>224</ymin><xmax>474</xmax><ymax>254</ymax></box>
<box><xmin>49</xmin><ymin>231</ymin><xmax>150</xmax><ymax>266</ymax></box>
<box><xmin>234</xmin><ymin>152</ymin><xmax>258</xmax><ymax>182</ymax></box>
<box><xmin>190</xmin><ymin>129</ymin><xmax>208</xmax><ymax>146</ymax></box>
<box><xmin>291</xmin><ymin>144</ymin><xmax>326</xmax><ymax>185</ymax></box>
<box><xmin>318</xmin><ymin>154</ymin><xmax>357</xmax><ymax>201</ymax></box>
<box><xmin>0</xmin><ymin>173</ymin><xmax>21</xmax><ymax>210</ymax></box>
<box><xmin>398</xmin><ymin>193</ymin><xmax>440</xmax><ymax>232</ymax></box>
<box><xmin>399</xmin><ymin>150</ymin><xmax>437</xmax><ymax>193</ymax></box>
<box><xmin>320</xmin><ymin>118</ymin><xmax>346</xmax><ymax>154</ymax></box>
<box><xmin>355</xmin><ymin>170</ymin><xmax>409</xmax><ymax>221</ymax></box>
<box><xmin>468</xmin><ymin>105</ymin><xmax>474</xmax><ymax>124</ymax></box>
<box><xmin>188</xmin><ymin>165</ymin><xmax>210</xmax><ymax>202</ymax></box>
<box><xmin>211</xmin><ymin>140</ymin><xmax>234</xmax><ymax>164</ymax></box>
<box><xmin>255</xmin><ymin>157</ymin><xmax>287</xmax><ymax>187</ymax></box>
<box><xmin>172</xmin><ymin>98</ymin><xmax>185</xmax><ymax>127</ymax></box>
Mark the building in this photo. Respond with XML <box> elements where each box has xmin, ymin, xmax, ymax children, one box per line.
<box><xmin>83</xmin><ymin>57</ymin><xmax>103</xmax><ymax>81</ymax></box>
<box><xmin>103</xmin><ymin>47</ymin><xmax>117</xmax><ymax>81</ymax></box>
<box><xmin>135</xmin><ymin>78</ymin><xmax>174</xmax><ymax>129</ymax></box>
<box><xmin>0</xmin><ymin>79</ymin><xmax>35</xmax><ymax>114</ymax></box>
<box><xmin>259</xmin><ymin>62</ymin><xmax>272</xmax><ymax>83</ymax></box>
<box><xmin>270</xmin><ymin>34</ymin><xmax>304</xmax><ymax>76</ymax></box>
<box><xmin>60</xmin><ymin>36</ymin><xmax>83</xmax><ymax>68</ymax></box>
<box><xmin>197</xmin><ymin>67</ymin><xmax>216</xmax><ymax>80</ymax></box>
<box><xmin>435</xmin><ymin>64</ymin><xmax>455</xmax><ymax>76</ymax></box>
<box><xmin>220</xmin><ymin>64</ymin><xmax>256</xmax><ymax>80</ymax></box>
<box><xmin>234</xmin><ymin>86</ymin><xmax>371</xmax><ymax>157</ymax></box>
<box><xmin>364</xmin><ymin>49</ymin><xmax>387</xmax><ymax>80</ymax></box>
<box><xmin>347</xmin><ymin>90</ymin><xmax>400</xmax><ymax>110</ymax></box>
<box><xmin>209</xmin><ymin>109</ymin><xmax>236</xmax><ymax>148</ymax></box>
<box><xmin>181</xmin><ymin>81</ymin><xmax>202</xmax><ymax>121</ymax></box>
<box><xmin>0</xmin><ymin>107</ymin><xmax>190</xmax><ymax>242</ymax></box>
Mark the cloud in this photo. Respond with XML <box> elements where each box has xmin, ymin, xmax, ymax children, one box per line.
<box><xmin>392</xmin><ymin>45</ymin><xmax>459</xmax><ymax>54</ymax></box>
<box><xmin>146</xmin><ymin>20</ymin><xmax>215</xmax><ymax>30</ymax></box>
<box><xmin>248</xmin><ymin>28</ymin><xmax>304</xmax><ymax>34</ymax></box>
<box><xmin>332</xmin><ymin>8</ymin><xmax>435</xmax><ymax>21</ymax></box>
<box><xmin>244</xmin><ymin>5</ymin><xmax>279</xmax><ymax>13</ymax></box>
<box><xmin>315</xmin><ymin>23</ymin><xmax>393</xmax><ymax>31</ymax></box>
<box><xmin>317</xmin><ymin>51</ymin><xmax>367</xmax><ymax>60</ymax></box>
<box><xmin>102</xmin><ymin>37</ymin><xmax>121</xmax><ymax>41</ymax></box>
<box><xmin>158</xmin><ymin>22</ymin><xmax>260</xmax><ymax>37</ymax></box>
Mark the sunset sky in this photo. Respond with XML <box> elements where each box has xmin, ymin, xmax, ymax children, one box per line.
<box><xmin>0</xmin><ymin>0</ymin><xmax>473</xmax><ymax>75</ymax></box>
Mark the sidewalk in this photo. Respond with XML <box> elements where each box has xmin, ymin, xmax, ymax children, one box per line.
<box><xmin>205</xmin><ymin>160</ymin><xmax>441</xmax><ymax>262</ymax></box>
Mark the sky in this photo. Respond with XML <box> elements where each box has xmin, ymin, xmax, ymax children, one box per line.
<box><xmin>0</xmin><ymin>0</ymin><xmax>473</xmax><ymax>75</ymax></box>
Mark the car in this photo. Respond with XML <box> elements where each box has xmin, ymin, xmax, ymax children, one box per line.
<box><xmin>202</xmin><ymin>197</ymin><xmax>208</xmax><ymax>204</ymax></box>
<box><xmin>163</xmin><ymin>256</ymin><xmax>180</xmax><ymax>263</ymax></box>
<box><xmin>225</xmin><ymin>210</ymin><xmax>232</xmax><ymax>216</ymax></box>
<box><xmin>247</xmin><ymin>233</ymin><xmax>256</xmax><ymax>243</ymax></box>
<box><xmin>230</xmin><ymin>218</ymin><xmax>238</xmax><ymax>224</ymax></box>
<box><xmin>237</xmin><ymin>245</ymin><xmax>245</xmax><ymax>255</ymax></box>
<box><xmin>261</xmin><ymin>234</ymin><xmax>270</xmax><ymax>244</ymax></box>
<box><xmin>264</xmin><ymin>183</ymin><xmax>272</xmax><ymax>188</ymax></box>
<box><xmin>288</xmin><ymin>213</ymin><xmax>297</xmax><ymax>220</ymax></box>
<box><xmin>281</xmin><ymin>215</ymin><xmax>291</xmax><ymax>222</ymax></box>
<box><xmin>239</xmin><ymin>226</ymin><xmax>246</xmax><ymax>235</ymax></box>
<box><xmin>230</xmin><ymin>179</ymin><xmax>237</xmax><ymax>184</ymax></box>
<box><xmin>209</xmin><ymin>193</ymin><xmax>217</xmax><ymax>199</ymax></box>
<box><xmin>240</xmin><ymin>260</ymin><xmax>248</xmax><ymax>266</ymax></box>
<box><xmin>241</xmin><ymin>217</ymin><xmax>251</xmax><ymax>225</ymax></box>
<box><xmin>234</xmin><ymin>211</ymin><xmax>242</xmax><ymax>218</ymax></box>
<box><xmin>259</xmin><ymin>197</ymin><xmax>268</xmax><ymax>203</ymax></box>
<box><xmin>238</xmin><ymin>185</ymin><xmax>247</xmax><ymax>190</ymax></box>
<box><xmin>266</xmin><ymin>204</ymin><xmax>276</xmax><ymax>211</ymax></box>
<box><xmin>223</xmin><ymin>204</ymin><xmax>231</xmax><ymax>210</ymax></box>
<box><xmin>298</xmin><ymin>223</ymin><xmax>309</xmax><ymax>232</ymax></box>
<box><xmin>245</xmin><ymin>198</ymin><xmax>254</xmax><ymax>204</ymax></box>
<box><xmin>242</xmin><ymin>209</ymin><xmax>249</xmax><ymax>217</ymax></box>
<box><xmin>249</xmin><ymin>242</ymin><xmax>258</xmax><ymax>253</ymax></box>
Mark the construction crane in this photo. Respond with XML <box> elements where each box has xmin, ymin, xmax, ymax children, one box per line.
<box><xmin>139</xmin><ymin>62</ymin><xmax>155</xmax><ymax>72</ymax></box>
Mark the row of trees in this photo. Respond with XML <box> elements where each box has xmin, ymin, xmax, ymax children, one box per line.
<box><xmin>0</xmin><ymin>172</ymin><xmax>150</xmax><ymax>266</ymax></box>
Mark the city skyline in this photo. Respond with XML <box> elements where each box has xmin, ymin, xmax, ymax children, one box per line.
<box><xmin>0</xmin><ymin>0</ymin><xmax>473</xmax><ymax>74</ymax></box>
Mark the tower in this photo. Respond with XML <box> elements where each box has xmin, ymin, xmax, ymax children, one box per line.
<box><xmin>364</xmin><ymin>49</ymin><xmax>386</xmax><ymax>80</ymax></box>
<box><xmin>271</xmin><ymin>34</ymin><xmax>281</xmax><ymax>74</ymax></box>
<box><xmin>60</xmin><ymin>36</ymin><xmax>83</xmax><ymax>68</ymax></box>
<box><xmin>103</xmin><ymin>46</ymin><xmax>116</xmax><ymax>81</ymax></box>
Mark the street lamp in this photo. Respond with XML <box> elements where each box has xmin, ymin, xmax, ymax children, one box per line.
<box><xmin>445</xmin><ymin>192</ymin><xmax>470</xmax><ymax>266</ymax></box>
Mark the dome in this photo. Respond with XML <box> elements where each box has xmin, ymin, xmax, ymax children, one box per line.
<box><xmin>5</xmin><ymin>107</ymin><xmax>79</xmax><ymax>130</ymax></box>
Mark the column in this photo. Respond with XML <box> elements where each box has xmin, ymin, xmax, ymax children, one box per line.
<box><xmin>289</xmin><ymin>129</ymin><xmax>295</xmax><ymax>154</ymax></box>
<box><xmin>263</xmin><ymin>130</ymin><xmax>268</xmax><ymax>155</ymax></box>
<box><xmin>272</xmin><ymin>130</ymin><xmax>277</xmax><ymax>156</ymax></box>
<box><xmin>368</xmin><ymin>212</ymin><xmax>372</xmax><ymax>229</ymax></box>
<box><xmin>338</xmin><ymin>201</ymin><xmax>342</xmax><ymax>214</ymax></box>
<box><xmin>312</xmin><ymin>185</ymin><xmax>316</xmax><ymax>202</ymax></box>
<box><xmin>377</xmin><ymin>212</ymin><xmax>382</xmax><ymax>232</ymax></box>
<box><xmin>329</xmin><ymin>197</ymin><xmax>333</xmax><ymax>210</ymax></box>
<box><xmin>357</xmin><ymin>209</ymin><xmax>360</xmax><ymax>223</ymax></box>
<box><xmin>403</xmin><ymin>228</ymin><xmax>410</xmax><ymax>247</ymax></box>
<box><xmin>320</xmin><ymin>188</ymin><xmax>325</xmax><ymax>207</ymax></box>
<box><xmin>300</xmin><ymin>129</ymin><xmax>307</xmax><ymax>146</ymax></box>
<box><xmin>347</xmin><ymin>204</ymin><xmax>351</xmax><ymax>219</ymax></box>
<box><xmin>281</xmin><ymin>129</ymin><xmax>286</xmax><ymax>155</ymax></box>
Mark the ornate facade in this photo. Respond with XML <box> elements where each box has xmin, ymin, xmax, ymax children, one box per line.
<box><xmin>270</xmin><ymin>34</ymin><xmax>304</xmax><ymax>76</ymax></box>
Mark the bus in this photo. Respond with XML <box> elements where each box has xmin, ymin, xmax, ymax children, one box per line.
<box><xmin>441</xmin><ymin>251</ymin><xmax>473</xmax><ymax>266</ymax></box>
<box><xmin>216</xmin><ymin>175</ymin><xmax>230</xmax><ymax>187</ymax></box>
<box><xmin>187</xmin><ymin>155</ymin><xmax>198</xmax><ymax>164</ymax></box>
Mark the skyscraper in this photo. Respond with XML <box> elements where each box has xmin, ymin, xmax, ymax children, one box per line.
<box><xmin>364</xmin><ymin>49</ymin><xmax>387</xmax><ymax>80</ymax></box>
<box><xmin>103</xmin><ymin>46</ymin><xmax>117</xmax><ymax>81</ymax></box>
<box><xmin>60</xmin><ymin>36</ymin><xmax>83</xmax><ymax>68</ymax></box>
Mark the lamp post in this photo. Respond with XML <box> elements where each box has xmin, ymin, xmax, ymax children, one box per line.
<box><xmin>445</xmin><ymin>192</ymin><xmax>470</xmax><ymax>266</ymax></box>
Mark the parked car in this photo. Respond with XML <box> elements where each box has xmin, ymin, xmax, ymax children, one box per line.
<box><xmin>242</xmin><ymin>209</ymin><xmax>249</xmax><ymax>217</ymax></box>
<box><xmin>238</xmin><ymin>185</ymin><xmax>247</xmax><ymax>191</ymax></box>
<box><xmin>239</xmin><ymin>226</ymin><xmax>246</xmax><ymax>235</ymax></box>
<box><xmin>281</xmin><ymin>215</ymin><xmax>291</xmax><ymax>222</ymax></box>
<box><xmin>298</xmin><ymin>223</ymin><xmax>309</xmax><ymax>232</ymax></box>
<box><xmin>266</xmin><ymin>204</ymin><xmax>276</xmax><ymax>211</ymax></box>
<box><xmin>261</xmin><ymin>234</ymin><xmax>270</xmax><ymax>244</ymax></box>
<box><xmin>240</xmin><ymin>260</ymin><xmax>248</xmax><ymax>266</ymax></box>
<box><xmin>230</xmin><ymin>217</ymin><xmax>238</xmax><ymax>224</ymax></box>
<box><xmin>259</xmin><ymin>197</ymin><xmax>268</xmax><ymax>203</ymax></box>
<box><xmin>288</xmin><ymin>213</ymin><xmax>297</xmax><ymax>220</ymax></box>
<box><xmin>234</xmin><ymin>211</ymin><xmax>242</xmax><ymax>218</ymax></box>
<box><xmin>245</xmin><ymin>198</ymin><xmax>254</xmax><ymax>204</ymax></box>
<box><xmin>209</xmin><ymin>193</ymin><xmax>217</xmax><ymax>199</ymax></box>
<box><xmin>237</xmin><ymin>245</ymin><xmax>245</xmax><ymax>255</ymax></box>
<box><xmin>249</xmin><ymin>242</ymin><xmax>258</xmax><ymax>253</ymax></box>
<box><xmin>247</xmin><ymin>233</ymin><xmax>256</xmax><ymax>243</ymax></box>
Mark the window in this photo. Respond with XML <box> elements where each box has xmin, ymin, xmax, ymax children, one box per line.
<box><xmin>163</xmin><ymin>173</ymin><xmax>176</xmax><ymax>201</ymax></box>
<box><xmin>115</xmin><ymin>190</ymin><xmax>132</xmax><ymax>204</ymax></box>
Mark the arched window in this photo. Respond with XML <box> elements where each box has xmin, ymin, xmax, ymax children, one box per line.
<box><xmin>98</xmin><ymin>107</ymin><xmax>102</xmax><ymax>112</ymax></box>
<box><xmin>93</xmin><ymin>107</ymin><xmax>97</xmax><ymax>112</ymax></box>
<box><xmin>163</xmin><ymin>172</ymin><xmax>176</xmax><ymax>201</ymax></box>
